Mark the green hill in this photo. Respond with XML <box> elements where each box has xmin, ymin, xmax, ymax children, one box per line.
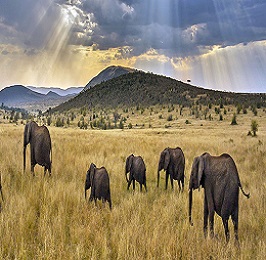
<box><xmin>53</xmin><ymin>71</ymin><xmax>266</xmax><ymax>113</ymax></box>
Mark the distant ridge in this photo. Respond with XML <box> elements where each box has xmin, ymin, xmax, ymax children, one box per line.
<box><xmin>28</xmin><ymin>86</ymin><xmax>83</xmax><ymax>96</ymax></box>
<box><xmin>0</xmin><ymin>85</ymin><xmax>78</xmax><ymax>111</ymax></box>
<box><xmin>83</xmin><ymin>65</ymin><xmax>136</xmax><ymax>91</ymax></box>
<box><xmin>53</xmin><ymin>70</ymin><xmax>266</xmax><ymax>113</ymax></box>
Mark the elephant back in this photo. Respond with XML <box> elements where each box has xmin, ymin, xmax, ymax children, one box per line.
<box><xmin>171</xmin><ymin>148</ymin><xmax>185</xmax><ymax>180</ymax></box>
<box><xmin>93</xmin><ymin>168</ymin><xmax>110</xmax><ymax>199</ymax></box>
<box><xmin>132</xmin><ymin>156</ymin><xmax>146</xmax><ymax>184</ymax></box>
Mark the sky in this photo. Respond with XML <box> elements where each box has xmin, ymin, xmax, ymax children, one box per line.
<box><xmin>0</xmin><ymin>0</ymin><xmax>265</xmax><ymax>93</ymax></box>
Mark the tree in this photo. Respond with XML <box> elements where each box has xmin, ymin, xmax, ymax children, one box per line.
<box><xmin>251</xmin><ymin>120</ymin><xmax>258</xmax><ymax>136</ymax></box>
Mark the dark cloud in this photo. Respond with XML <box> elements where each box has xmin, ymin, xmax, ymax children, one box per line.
<box><xmin>0</xmin><ymin>0</ymin><xmax>265</xmax><ymax>58</ymax></box>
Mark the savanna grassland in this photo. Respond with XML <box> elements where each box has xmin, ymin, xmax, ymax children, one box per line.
<box><xmin>0</xmin><ymin>109</ymin><xmax>265</xmax><ymax>259</ymax></box>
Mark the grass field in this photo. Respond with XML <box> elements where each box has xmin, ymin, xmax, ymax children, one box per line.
<box><xmin>0</xmin><ymin>114</ymin><xmax>265</xmax><ymax>259</ymax></box>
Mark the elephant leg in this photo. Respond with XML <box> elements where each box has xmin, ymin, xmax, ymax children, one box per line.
<box><xmin>209</xmin><ymin>211</ymin><xmax>215</xmax><ymax>238</ymax></box>
<box><xmin>178</xmin><ymin>180</ymin><xmax>181</xmax><ymax>192</ymax></box>
<box><xmin>181</xmin><ymin>178</ymin><xmax>184</xmax><ymax>192</ymax></box>
<box><xmin>206</xmin><ymin>191</ymin><xmax>215</xmax><ymax>238</ymax></box>
<box><xmin>222</xmin><ymin>217</ymin><xmax>230</xmax><ymax>242</ymax></box>
<box><xmin>127</xmin><ymin>180</ymin><xmax>132</xmax><ymax>190</ymax></box>
<box><xmin>44</xmin><ymin>167</ymin><xmax>47</xmax><ymax>177</ymax></box>
<box><xmin>203</xmin><ymin>194</ymin><xmax>209</xmax><ymax>238</ymax></box>
<box><xmin>144</xmin><ymin>182</ymin><xmax>147</xmax><ymax>192</ymax></box>
<box><xmin>133</xmin><ymin>180</ymin><xmax>135</xmax><ymax>191</ymax></box>
<box><xmin>165</xmin><ymin>173</ymin><xmax>169</xmax><ymax>190</ymax></box>
<box><xmin>140</xmin><ymin>183</ymin><xmax>142</xmax><ymax>192</ymax></box>
<box><xmin>31</xmin><ymin>164</ymin><xmax>35</xmax><ymax>177</ymax></box>
<box><xmin>170</xmin><ymin>175</ymin><xmax>174</xmax><ymax>190</ymax></box>
<box><xmin>231</xmin><ymin>210</ymin><xmax>239</xmax><ymax>242</ymax></box>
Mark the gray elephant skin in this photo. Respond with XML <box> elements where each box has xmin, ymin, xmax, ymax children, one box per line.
<box><xmin>157</xmin><ymin>147</ymin><xmax>185</xmax><ymax>191</ymax></box>
<box><xmin>125</xmin><ymin>154</ymin><xmax>147</xmax><ymax>192</ymax></box>
<box><xmin>23</xmin><ymin>121</ymin><xmax>52</xmax><ymax>176</ymax></box>
<box><xmin>189</xmin><ymin>152</ymin><xmax>250</xmax><ymax>242</ymax></box>
<box><xmin>85</xmin><ymin>163</ymin><xmax>112</xmax><ymax>210</ymax></box>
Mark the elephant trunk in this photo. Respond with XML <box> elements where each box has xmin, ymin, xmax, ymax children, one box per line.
<box><xmin>189</xmin><ymin>189</ymin><xmax>193</xmax><ymax>226</ymax></box>
<box><xmin>157</xmin><ymin>169</ymin><xmax>160</xmax><ymax>187</ymax></box>
<box><xmin>125</xmin><ymin>172</ymin><xmax>129</xmax><ymax>183</ymax></box>
<box><xmin>0</xmin><ymin>188</ymin><xmax>3</xmax><ymax>202</ymax></box>
<box><xmin>23</xmin><ymin>146</ymin><xmax>27</xmax><ymax>173</ymax></box>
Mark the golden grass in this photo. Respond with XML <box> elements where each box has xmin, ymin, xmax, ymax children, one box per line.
<box><xmin>0</xmin><ymin>118</ymin><xmax>265</xmax><ymax>259</ymax></box>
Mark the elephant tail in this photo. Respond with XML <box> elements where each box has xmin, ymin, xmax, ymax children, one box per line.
<box><xmin>239</xmin><ymin>185</ymin><xmax>250</xmax><ymax>198</ymax></box>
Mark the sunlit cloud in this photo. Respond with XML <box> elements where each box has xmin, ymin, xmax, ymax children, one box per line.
<box><xmin>0</xmin><ymin>0</ymin><xmax>265</xmax><ymax>92</ymax></box>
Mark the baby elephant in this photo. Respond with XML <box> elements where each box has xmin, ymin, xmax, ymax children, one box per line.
<box><xmin>85</xmin><ymin>163</ymin><xmax>112</xmax><ymax>210</ymax></box>
<box><xmin>125</xmin><ymin>154</ymin><xmax>147</xmax><ymax>192</ymax></box>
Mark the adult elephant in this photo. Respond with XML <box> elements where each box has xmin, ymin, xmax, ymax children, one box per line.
<box><xmin>23</xmin><ymin>121</ymin><xmax>52</xmax><ymax>176</ymax></box>
<box><xmin>85</xmin><ymin>163</ymin><xmax>112</xmax><ymax>210</ymax></box>
<box><xmin>125</xmin><ymin>154</ymin><xmax>147</xmax><ymax>192</ymax></box>
<box><xmin>157</xmin><ymin>147</ymin><xmax>185</xmax><ymax>191</ymax></box>
<box><xmin>188</xmin><ymin>152</ymin><xmax>250</xmax><ymax>243</ymax></box>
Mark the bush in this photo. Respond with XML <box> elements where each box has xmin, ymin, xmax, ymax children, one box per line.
<box><xmin>231</xmin><ymin>113</ymin><xmax>237</xmax><ymax>125</ymax></box>
<box><xmin>251</xmin><ymin>120</ymin><xmax>258</xmax><ymax>136</ymax></box>
<box><xmin>167</xmin><ymin>114</ymin><xmax>173</xmax><ymax>121</ymax></box>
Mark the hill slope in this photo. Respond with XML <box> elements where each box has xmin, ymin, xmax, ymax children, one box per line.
<box><xmin>53</xmin><ymin>71</ymin><xmax>266</xmax><ymax>113</ymax></box>
<box><xmin>0</xmin><ymin>85</ymin><xmax>46</xmax><ymax>105</ymax></box>
<box><xmin>83</xmin><ymin>65</ymin><xmax>136</xmax><ymax>91</ymax></box>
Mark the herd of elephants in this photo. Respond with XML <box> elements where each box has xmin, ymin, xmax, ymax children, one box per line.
<box><xmin>0</xmin><ymin>121</ymin><xmax>250</xmax><ymax>244</ymax></box>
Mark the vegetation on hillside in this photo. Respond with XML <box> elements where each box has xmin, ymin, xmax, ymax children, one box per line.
<box><xmin>53</xmin><ymin>71</ymin><xmax>266</xmax><ymax>113</ymax></box>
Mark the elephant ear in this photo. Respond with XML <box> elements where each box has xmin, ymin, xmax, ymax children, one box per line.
<box><xmin>24</xmin><ymin>122</ymin><xmax>31</xmax><ymax>146</ymax></box>
<box><xmin>89</xmin><ymin>163</ymin><xmax>96</xmax><ymax>184</ymax></box>
<box><xmin>197</xmin><ymin>156</ymin><xmax>205</xmax><ymax>190</ymax></box>
<box><xmin>126</xmin><ymin>154</ymin><xmax>134</xmax><ymax>173</ymax></box>
<box><xmin>164</xmin><ymin>149</ymin><xmax>170</xmax><ymax>170</ymax></box>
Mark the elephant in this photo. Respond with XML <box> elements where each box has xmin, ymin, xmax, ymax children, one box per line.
<box><xmin>23</xmin><ymin>121</ymin><xmax>52</xmax><ymax>176</ymax></box>
<box><xmin>188</xmin><ymin>152</ymin><xmax>250</xmax><ymax>243</ymax></box>
<box><xmin>157</xmin><ymin>147</ymin><xmax>185</xmax><ymax>191</ymax></box>
<box><xmin>85</xmin><ymin>163</ymin><xmax>112</xmax><ymax>210</ymax></box>
<box><xmin>125</xmin><ymin>154</ymin><xmax>147</xmax><ymax>192</ymax></box>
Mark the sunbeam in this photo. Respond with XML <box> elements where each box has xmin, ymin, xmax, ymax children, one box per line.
<box><xmin>0</xmin><ymin>0</ymin><xmax>265</xmax><ymax>92</ymax></box>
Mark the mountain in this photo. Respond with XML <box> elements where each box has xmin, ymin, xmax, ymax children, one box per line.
<box><xmin>53</xmin><ymin>71</ymin><xmax>266</xmax><ymax>113</ymax></box>
<box><xmin>28</xmin><ymin>86</ymin><xmax>83</xmax><ymax>96</ymax></box>
<box><xmin>46</xmin><ymin>91</ymin><xmax>61</xmax><ymax>98</ymax></box>
<box><xmin>83</xmin><ymin>65</ymin><xmax>136</xmax><ymax>92</ymax></box>
<box><xmin>0</xmin><ymin>85</ymin><xmax>45</xmax><ymax>105</ymax></box>
<box><xmin>0</xmin><ymin>85</ymin><xmax>77</xmax><ymax>111</ymax></box>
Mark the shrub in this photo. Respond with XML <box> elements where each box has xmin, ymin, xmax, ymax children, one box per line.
<box><xmin>231</xmin><ymin>113</ymin><xmax>237</xmax><ymax>125</ymax></box>
<box><xmin>251</xmin><ymin>120</ymin><xmax>258</xmax><ymax>136</ymax></box>
<box><xmin>167</xmin><ymin>114</ymin><xmax>173</xmax><ymax>121</ymax></box>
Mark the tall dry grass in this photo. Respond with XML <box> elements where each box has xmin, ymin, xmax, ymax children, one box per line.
<box><xmin>0</xmin><ymin>121</ymin><xmax>265</xmax><ymax>259</ymax></box>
